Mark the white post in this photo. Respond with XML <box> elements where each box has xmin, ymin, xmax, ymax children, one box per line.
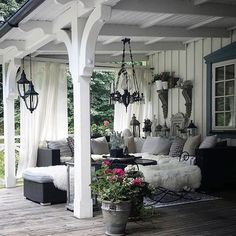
<box><xmin>73</xmin><ymin>75</ymin><xmax>93</xmax><ymax>218</ymax></box>
<box><xmin>70</xmin><ymin>7</ymin><xmax>93</xmax><ymax>218</ymax></box>
<box><xmin>2</xmin><ymin>60</ymin><xmax>19</xmax><ymax>188</ymax></box>
<box><xmin>62</xmin><ymin>2</ymin><xmax>111</xmax><ymax>218</ymax></box>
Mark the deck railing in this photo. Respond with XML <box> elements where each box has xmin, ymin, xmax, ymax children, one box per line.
<box><xmin>0</xmin><ymin>135</ymin><xmax>21</xmax><ymax>152</ymax></box>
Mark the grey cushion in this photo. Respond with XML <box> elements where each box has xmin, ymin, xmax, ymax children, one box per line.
<box><xmin>47</xmin><ymin>139</ymin><xmax>72</xmax><ymax>157</ymax></box>
<box><xmin>23</xmin><ymin>170</ymin><xmax>53</xmax><ymax>183</ymax></box>
<box><xmin>141</xmin><ymin>136</ymin><xmax>171</xmax><ymax>155</ymax></box>
<box><xmin>199</xmin><ymin>135</ymin><xmax>217</xmax><ymax>149</ymax></box>
<box><xmin>169</xmin><ymin>137</ymin><xmax>186</xmax><ymax>157</ymax></box>
<box><xmin>91</xmin><ymin>136</ymin><xmax>109</xmax><ymax>154</ymax></box>
<box><xmin>134</xmin><ymin>137</ymin><xmax>145</xmax><ymax>153</ymax></box>
<box><xmin>124</xmin><ymin>136</ymin><xmax>136</xmax><ymax>153</ymax></box>
<box><xmin>183</xmin><ymin>135</ymin><xmax>201</xmax><ymax>156</ymax></box>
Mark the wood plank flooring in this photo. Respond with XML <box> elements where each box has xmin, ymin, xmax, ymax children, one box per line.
<box><xmin>0</xmin><ymin>187</ymin><xmax>236</xmax><ymax>236</ymax></box>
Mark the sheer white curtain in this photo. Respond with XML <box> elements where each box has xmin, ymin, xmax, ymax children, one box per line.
<box><xmin>113</xmin><ymin>68</ymin><xmax>153</xmax><ymax>135</ymax></box>
<box><xmin>17</xmin><ymin>62</ymin><xmax>68</xmax><ymax>177</ymax></box>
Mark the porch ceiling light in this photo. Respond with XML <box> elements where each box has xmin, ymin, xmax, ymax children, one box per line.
<box><xmin>110</xmin><ymin>38</ymin><xmax>144</xmax><ymax>111</ymax></box>
<box><xmin>17</xmin><ymin>58</ymin><xmax>30</xmax><ymax>99</ymax></box>
<box><xmin>17</xmin><ymin>55</ymin><xmax>39</xmax><ymax>113</ymax></box>
<box><xmin>24</xmin><ymin>81</ymin><xmax>39</xmax><ymax>113</ymax></box>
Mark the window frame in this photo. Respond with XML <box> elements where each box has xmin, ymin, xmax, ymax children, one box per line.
<box><xmin>212</xmin><ymin>59</ymin><xmax>236</xmax><ymax>131</ymax></box>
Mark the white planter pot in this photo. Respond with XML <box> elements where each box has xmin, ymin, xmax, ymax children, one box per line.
<box><xmin>155</xmin><ymin>80</ymin><xmax>163</xmax><ymax>91</ymax></box>
<box><xmin>162</xmin><ymin>81</ymin><xmax>168</xmax><ymax>90</ymax></box>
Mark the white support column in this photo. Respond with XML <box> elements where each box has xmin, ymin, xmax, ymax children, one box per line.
<box><xmin>65</xmin><ymin>2</ymin><xmax>111</xmax><ymax>218</ymax></box>
<box><xmin>3</xmin><ymin>59</ymin><xmax>20</xmax><ymax>188</ymax></box>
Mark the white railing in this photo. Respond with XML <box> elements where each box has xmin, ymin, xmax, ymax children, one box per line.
<box><xmin>0</xmin><ymin>135</ymin><xmax>21</xmax><ymax>152</ymax></box>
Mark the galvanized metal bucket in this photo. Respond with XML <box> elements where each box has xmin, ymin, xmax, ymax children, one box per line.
<box><xmin>101</xmin><ymin>200</ymin><xmax>131</xmax><ymax>236</ymax></box>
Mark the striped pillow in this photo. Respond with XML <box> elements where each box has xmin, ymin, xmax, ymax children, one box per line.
<box><xmin>67</xmin><ymin>136</ymin><xmax>74</xmax><ymax>156</ymax></box>
<box><xmin>47</xmin><ymin>139</ymin><xmax>72</xmax><ymax>157</ymax></box>
<box><xmin>169</xmin><ymin>137</ymin><xmax>186</xmax><ymax>157</ymax></box>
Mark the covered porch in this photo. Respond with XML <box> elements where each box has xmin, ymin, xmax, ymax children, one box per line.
<box><xmin>1</xmin><ymin>186</ymin><xmax>236</xmax><ymax>235</ymax></box>
<box><xmin>1</xmin><ymin>0</ymin><xmax>236</xmax><ymax>228</ymax></box>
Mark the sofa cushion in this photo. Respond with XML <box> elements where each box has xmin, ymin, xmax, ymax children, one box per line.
<box><xmin>141</xmin><ymin>136</ymin><xmax>171</xmax><ymax>155</ymax></box>
<box><xmin>134</xmin><ymin>137</ymin><xmax>145</xmax><ymax>153</ymax></box>
<box><xmin>91</xmin><ymin>136</ymin><xmax>109</xmax><ymax>155</ymax></box>
<box><xmin>183</xmin><ymin>135</ymin><xmax>201</xmax><ymax>156</ymax></box>
<box><xmin>169</xmin><ymin>137</ymin><xmax>186</xmax><ymax>157</ymax></box>
<box><xmin>47</xmin><ymin>139</ymin><xmax>72</xmax><ymax>157</ymax></box>
<box><xmin>199</xmin><ymin>135</ymin><xmax>217</xmax><ymax>149</ymax></box>
<box><xmin>124</xmin><ymin>136</ymin><xmax>136</xmax><ymax>153</ymax></box>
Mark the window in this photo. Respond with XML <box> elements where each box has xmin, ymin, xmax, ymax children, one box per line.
<box><xmin>212</xmin><ymin>59</ymin><xmax>236</xmax><ymax>131</ymax></box>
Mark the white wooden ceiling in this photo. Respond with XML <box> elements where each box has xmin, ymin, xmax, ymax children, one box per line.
<box><xmin>1</xmin><ymin>0</ymin><xmax>236</xmax><ymax>63</ymax></box>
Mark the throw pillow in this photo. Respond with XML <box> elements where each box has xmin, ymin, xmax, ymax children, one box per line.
<box><xmin>47</xmin><ymin>139</ymin><xmax>72</xmax><ymax>157</ymax></box>
<box><xmin>215</xmin><ymin>140</ymin><xmax>227</xmax><ymax>147</ymax></box>
<box><xmin>123</xmin><ymin>136</ymin><xmax>136</xmax><ymax>153</ymax></box>
<box><xmin>67</xmin><ymin>136</ymin><xmax>74</xmax><ymax>156</ymax></box>
<box><xmin>122</xmin><ymin>129</ymin><xmax>132</xmax><ymax>138</ymax></box>
<box><xmin>91</xmin><ymin>136</ymin><xmax>109</xmax><ymax>155</ymax></box>
<box><xmin>199</xmin><ymin>135</ymin><xmax>217</xmax><ymax>149</ymax></box>
<box><xmin>134</xmin><ymin>137</ymin><xmax>145</xmax><ymax>153</ymax></box>
<box><xmin>141</xmin><ymin>136</ymin><xmax>171</xmax><ymax>155</ymax></box>
<box><xmin>169</xmin><ymin>137</ymin><xmax>186</xmax><ymax>157</ymax></box>
<box><xmin>183</xmin><ymin>135</ymin><xmax>201</xmax><ymax>156</ymax></box>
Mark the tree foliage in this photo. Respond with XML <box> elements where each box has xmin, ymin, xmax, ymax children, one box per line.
<box><xmin>90</xmin><ymin>71</ymin><xmax>114</xmax><ymax>126</ymax></box>
<box><xmin>67</xmin><ymin>71</ymin><xmax>115</xmax><ymax>134</ymax></box>
<box><xmin>0</xmin><ymin>0</ymin><xmax>26</xmax><ymax>18</ymax></box>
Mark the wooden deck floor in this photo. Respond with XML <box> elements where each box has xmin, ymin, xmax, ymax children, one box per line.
<box><xmin>0</xmin><ymin>187</ymin><xmax>236</xmax><ymax>236</ymax></box>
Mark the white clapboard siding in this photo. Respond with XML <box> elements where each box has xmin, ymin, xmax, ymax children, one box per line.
<box><xmin>149</xmin><ymin>30</ymin><xmax>236</xmax><ymax>138</ymax></box>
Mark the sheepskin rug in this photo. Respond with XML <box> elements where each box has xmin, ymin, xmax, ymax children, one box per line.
<box><xmin>135</xmin><ymin>153</ymin><xmax>201</xmax><ymax>191</ymax></box>
<box><xmin>23</xmin><ymin>165</ymin><xmax>72</xmax><ymax>191</ymax></box>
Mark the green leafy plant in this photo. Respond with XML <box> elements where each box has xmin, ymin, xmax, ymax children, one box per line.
<box><xmin>90</xmin><ymin>161</ymin><xmax>153</xmax><ymax>202</ymax></box>
<box><xmin>143</xmin><ymin>119</ymin><xmax>152</xmax><ymax>132</ymax></box>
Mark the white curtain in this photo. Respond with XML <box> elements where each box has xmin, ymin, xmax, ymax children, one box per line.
<box><xmin>113</xmin><ymin>68</ymin><xmax>153</xmax><ymax>135</ymax></box>
<box><xmin>17</xmin><ymin>62</ymin><xmax>68</xmax><ymax>177</ymax></box>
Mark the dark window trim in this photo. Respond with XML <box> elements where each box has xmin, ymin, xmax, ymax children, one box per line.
<box><xmin>204</xmin><ymin>41</ymin><xmax>236</xmax><ymax>138</ymax></box>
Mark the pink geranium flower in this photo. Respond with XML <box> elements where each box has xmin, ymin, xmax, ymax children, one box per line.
<box><xmin>103</xmin><ymin>120</ymin><xmax>109</xmax><ymax>127</ymax></box>
<box><xmin>105</xmin><ymin>169</ymin><xmax>113</xmax><ymax>174</ymax></box>
<box><xmin>102</xmin><ymin>160</ymin><xmax>111</xmax><ymax>166</ymax></box>
<box><xmin>132</xmin><ymin>178</ymin><xmax>142</xmax><ymax>186</ymax></box>
<box><xmin>113</xmin><ymin>168</ymin><xmax>125</xmax><ymax>177</ymax></box>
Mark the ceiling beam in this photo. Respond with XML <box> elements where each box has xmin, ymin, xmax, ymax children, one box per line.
<box><xmin>140</xmin><ymin>14</ymin><xmax>174</xmax><ymax>28</ymax></box>
<box><xmin>194</xmin><ymin>0</ymin><xmax>210</xmax><ymax>5</ymax></box>
<box><xmin>96</xmin><ymin>41</ymin><xmax>185</xmax><ymax>51</ymax></box>
<box><xmin>187</xmin><ymin>16</ymin><xmax>222</xmax><ymax>30</ymax></box>
<box><xmin>100</xmin><ymin>24</ymin><xmax>230</xmax><ymax>38</ymax></box>
<box><xmin>95</xmin><ymin>54</ymin><xmax>148</xmax><ymax>63</ymax></box>
<box><xmin>102</xmin><ymin>36</ymin><xmax>122</xmax><ymax>45</ymax></box>
<box><xmin>113</xmin><ymin>0</ymin><xmax>236</xmax><ymax>18</ymax></box>
<box><xmin>145</xmin><ymin>37</ymin><xmax>165</xmax><ymax>45</ymax></box>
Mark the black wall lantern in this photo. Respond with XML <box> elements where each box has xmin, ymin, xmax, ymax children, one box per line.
<box><xmin>17</xmin><ymin>55</ymin><xmax>39</xmax><ymax>113</ymax></box>
<box><xmin>17</xmin><ymin>58</ymin><xmax>30</xmax><ymax>99</ymax></box>
<box><xmin>110</xmin><ymin>38</ymin><xmax>144</xmax><ymax>111</ymax></box>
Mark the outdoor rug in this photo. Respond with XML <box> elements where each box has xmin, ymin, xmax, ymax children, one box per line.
<box><xmin>144</xmin><ymin>188</ymin><xmax>221</xmax><ymax>208</ymax></box>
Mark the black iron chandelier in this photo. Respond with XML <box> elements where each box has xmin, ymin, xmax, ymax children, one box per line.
<box><xmin>17</xmin><ymin>55</ymin><xmax>39</xmax><ymax>113</ymax></box>
<box><xmin>110</xmin><ymin>38</ymin><xmax>144</xmax><ymax>110</ymax></box>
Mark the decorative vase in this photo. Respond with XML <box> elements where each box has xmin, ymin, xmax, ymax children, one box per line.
<box><xmin>155</xmin><ymin>80</ymin><xmax>163</xmax><ymax>91</ymax></box>
<box><xmin>110</xmin><ymin>148</ymin><xmax>123</xmax><ymax>157</ymax></box>
<box><xmin>102</xmin><ymin>201</ymin><xmax>131</xmax><ymax>236</ymax></box>
<box><xmin>162</xmin><ymin>81</ymin><xmax>168</xmax><ymax>90</ymax></box>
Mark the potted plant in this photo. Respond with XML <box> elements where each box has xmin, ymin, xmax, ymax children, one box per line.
<box><xmin>90</xmin><ymin>161</ymin><xmax>153</xmax><ymax>236</ymax></box>
<box><xmin>143</xmin><ymin>119</ymin><xmax>152</xmax><ymax>137</ymax></box>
